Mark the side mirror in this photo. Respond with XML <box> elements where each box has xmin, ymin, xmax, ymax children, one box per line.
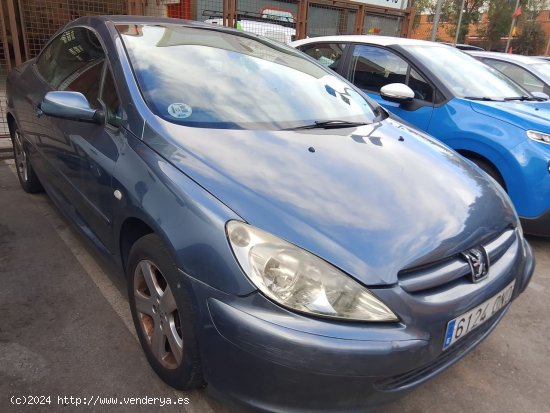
<box><xmin>380</xmin><ymin>83</ymin><xmax>415</xmax><ymax>103</ymax></box>
<box><xmin>40</xmin><ymin>91</ymin><xmax>104</xmax><ymax>124</ymax></box>
<box><xmin>531</xmin><ymin>91</ymin><xmax>549</xmax><ymax>100</ymax></box>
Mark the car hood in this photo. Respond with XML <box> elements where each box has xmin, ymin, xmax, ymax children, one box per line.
<box><xmin>469</xmin><ymin>98</ymin><xmax>550</xmax><ymax>132</ymax></box>
<box><xmin>145</xmin><ymin>118</ymin><xmax>516</xmax><ymax>286</ymax></box>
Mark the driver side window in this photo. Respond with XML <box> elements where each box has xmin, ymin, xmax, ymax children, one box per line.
<box><xmin>348</xmin><ymin>45</ymin><xmax>408</xmax><ymax>92</ymax></box>
<box><xmin>37</xmin><ymin>27</ymin><xmax>122</xmax><ymax>128</ymax></box>
<box><xmin>348</xmin><ymin>45</ymin><xmax>435</xmax><ymax>103</ymax></box>
<box><xmin>36</xmin><ymin>27</ymin><xmax>105</xmax><ymax>108</ymax></box>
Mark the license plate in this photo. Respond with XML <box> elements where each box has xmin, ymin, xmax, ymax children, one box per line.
<box><xmin>443</xmin><ymin>280</ymin><xmax>516</xmax><ymax>350</ymax></box>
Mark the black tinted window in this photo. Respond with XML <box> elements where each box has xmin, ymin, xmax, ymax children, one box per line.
<box><xmin>348</xmin><ymin>45</ymin><xmax>434</xmax><ymax>103</ymax></box>
<box><xmin>349</xmin><ymin>45</ymin><xmax>408</xmax><ymax>92</ymax></box>
<box><xmin>409</xmin><ymin>69</ymin><xmax>434</xmax><ymax>102</ymax></box>
<box><xmin>300</xmin><ymin>43</ymin><xmax>346</xmax><ymax>71</ymax></box>
<box><xmin>36</xmin><ymin>27</ymin><xmax>105</xmax><ymax>90</ymax></box>
<box><xmin>118</xmin><ymin>25</ymin><xmax>377</xmax><ymax>130</ymax></box>
<box><xmin>61</xmin><ymin>60</ymin><xmax>103</xmax><ymax>108</ymax></box>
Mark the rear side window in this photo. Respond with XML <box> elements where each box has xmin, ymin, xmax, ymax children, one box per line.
<box><xmin>299</xmin><ymin>43</ymin><xmax>346</xmax><ymax>71</ymax></box>
<box><xmin>36</xmin><ymin>27</ymin><xmax>105</xmax><ymax>91</ymax></box>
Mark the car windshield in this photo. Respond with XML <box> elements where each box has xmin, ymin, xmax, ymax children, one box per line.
<box><xmin>406</xmin><ymin>45</ymin><xmax>529</xmax><ymax>100</ymax></box>
<box><xmin>117</xmin><ymin>24</ymin><xmax>378</xmax><ymax>129</ymax></box>
<box><xmin>530</xmin><ymin>62</ymin><xmax>550</xmax><ymax>83</ymax></box>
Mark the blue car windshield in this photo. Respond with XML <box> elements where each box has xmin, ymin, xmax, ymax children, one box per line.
<box><xmin>406</xmin><ymin>45</ymin><xmax>529</xmax><ymax>100</ymax></box>
<box><xmin>117</xmin><ymin>24</ymin><xmax>378</xmax><ymax>129</ymax></box>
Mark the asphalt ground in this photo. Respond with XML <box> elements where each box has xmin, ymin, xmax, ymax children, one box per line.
<box><xmin>1</xmin><ymin>157</ymin><xmax>549</xmax><ymax>413</ymax></box>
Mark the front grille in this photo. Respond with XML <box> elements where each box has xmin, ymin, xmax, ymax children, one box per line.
<box><xmin>398</xmin><ymin>229</ymin><xmax>517</xmax><ymax>293</ymax></box>
<box><xmin>375</xmin><ymin>304</ymin><xmax>510</xmax><ymax>391</ymax></box>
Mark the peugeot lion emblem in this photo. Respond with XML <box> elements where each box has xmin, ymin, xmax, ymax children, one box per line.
<box><xmin>460</xmin><ymin>247</ymin><xmax>489</xmax><ymax>283</ymax></box>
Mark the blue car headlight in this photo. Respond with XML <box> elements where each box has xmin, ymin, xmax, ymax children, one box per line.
<box><xmin>527</xmin><ymin>130</ymin><xmax>550</xmax><ymax>144</ymax></box>
<box><xmin>226</xmin><ymin>221</ymin><xmax>398</xmax><ymax>322</ymax></box>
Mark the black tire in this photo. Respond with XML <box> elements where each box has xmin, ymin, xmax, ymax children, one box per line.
<box><xmin>11</xmin><ymin>125</ymin><xmax>43</xmax><ymax>193</ymax></box>
<box><xmin>127</xmin><ymin>234</ymin><xmax>203</xmax><ymax>389</ymax></box>
<box><xmin>471</xmin><ymin>157</ymin><xmax>506</xmax><ymax>191</ymax></box>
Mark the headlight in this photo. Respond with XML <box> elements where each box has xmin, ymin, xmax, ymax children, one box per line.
<box><xmin>226</xmin><ymin>221</ymin><xmax>398</xmax><ymax>322</ymax></box>
<box><xmin>527</xmin><ymin>130</ymin><xmax>550</xmax><ymax>144</ymax></box>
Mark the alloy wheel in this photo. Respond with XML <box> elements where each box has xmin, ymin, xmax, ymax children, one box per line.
<box><xmin>134</xmin><ymin>260</ymin><xmax>184</xmax><ymax>369</ymax></box>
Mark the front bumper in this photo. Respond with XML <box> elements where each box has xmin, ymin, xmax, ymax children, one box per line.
<box><xmin>186</xmin><ymin>238</ymin><xmax>535</xmax><ymax>412</ymax></box>
<box><xmin>507</xmin><ymin>139</ymin><xmax>550</xmax><ymax>232</ymax></box>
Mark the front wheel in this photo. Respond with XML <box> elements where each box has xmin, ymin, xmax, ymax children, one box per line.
<box><xmin>11</xmin><ymin>126</ymin><xmax>43</xmax><ymax>193</ymax></box>
<box><xmin>127</xmin><ymin>234</ymin><xmax>203</xmax><ymax>389</ymax></box>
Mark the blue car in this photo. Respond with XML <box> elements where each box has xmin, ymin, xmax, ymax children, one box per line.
<box><xmin>7</xmin><ymin>17</ymin><xmax>534</xmax><ymax>412</ymax></box>
<box><xmin>292</xmin><ymin>36</ymin><xmax>550</xmax><ymax>236</ymax></box>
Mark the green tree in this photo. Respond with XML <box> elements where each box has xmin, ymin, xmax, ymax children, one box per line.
<box><xmin>515</xmin><ymin>0</ymin><xmax>548</xmax><ymax>54</ymax></box>
<box><xmin>515</xmin><ymin>21</ymin><xmax>546</xmax><ymax>55</ymax></box>
<box><xmin>443</xmin><ymin>0</ymin><xmax>486</xmax><ymax>44</ymax></box>
<box><xmin>477</xmin><ymin>0</ymin><xmax>515</xmax><ymax>50</ymax></box>
<box><xmin>410</xmin><ymin>0</ymin><xmax>438</xmax><ymax>28</ymax></box>
<box><xmin>410</xmin><ymin>0</ymin><xmax>438</xmax><ymax>14</ymax></box>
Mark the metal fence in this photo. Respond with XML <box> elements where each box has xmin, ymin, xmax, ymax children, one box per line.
<box><xmin>307</xmin><ymin>3</ymin><xmax>356</xmax><ymax>37</ymax></box>
<box><xmin>1</xmin><ymin>0</ymin><xmax>15</xmax><ymax>137</ymax></box>
<box><xmin>364</xmin><ymin>12</ymin><xmax>402</xmax><ymax>36</ymax></box>
<box><xmin>234</xmin><ymin>0</ymin><xmax>297</xmax><ymax>43</ymax></box>
<box><xmin>0</xmin><ymin>0</ymin><xmax>412</xmax><ymax>137</ymax></box>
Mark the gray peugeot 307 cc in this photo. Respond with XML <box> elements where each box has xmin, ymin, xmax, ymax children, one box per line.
<box><xmin>6</xmin><ymin>16</ymin><xmax>535</xmax><ymax>412</ymax></box>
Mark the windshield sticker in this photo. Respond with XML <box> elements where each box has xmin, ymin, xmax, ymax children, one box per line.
<box><xmin>167</xmin><ymin>103</ymin><xmax>192</xmax><ymax>119</ymax></box>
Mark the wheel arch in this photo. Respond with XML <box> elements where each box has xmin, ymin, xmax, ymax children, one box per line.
<box><xmin>455</xmin><ymin>149</ymin><xmax>507</xmax><ymax>190</ymax></box>
<box><xmin>446</xmin><ymin>135</ymin><xmax>524</xmax><ymax>195</ymax></box>
<box><xmin>112</xmin><ymin>135</ymin><xmax>255</xmax><ymax>295</ymax></box>
<box><xmin>118</xmin><ymin>216</ymin><xmax>155</xmax><ymax>276</ymax></box>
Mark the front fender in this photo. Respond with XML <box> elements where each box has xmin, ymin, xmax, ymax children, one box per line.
<box><xmin>111</xmin><ymin>131</ymin><xmax>256</xmax><ymax>296</ymax></box>
<box><xmin>437</xmin><ymin>129</ymin><xmax>550</xmax><ymax>219</ymax></box>
<box><xmin>445</xmin><ymin>135</ymin><xmax>526</xmax><ymax>198</ymax></box>
<box><xmin>428</xmin><ymin>99</ymin><xmax>529</xmax><ymax>214</ymax></box>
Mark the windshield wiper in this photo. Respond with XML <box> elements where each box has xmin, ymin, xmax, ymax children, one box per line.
<box><xmin>286</xmin><ymin>120</ymin><xmax>369</xmax><ymax>130</ymax></box>
<box><xmin>464</xmin><ymin>96</ymin><xmax>501</xmax><ymax>101</ymax></box>
<box><xmin>504</xmin><ymin>96</ymin><xmax>541</xmax><ymax>101</ymax></box>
